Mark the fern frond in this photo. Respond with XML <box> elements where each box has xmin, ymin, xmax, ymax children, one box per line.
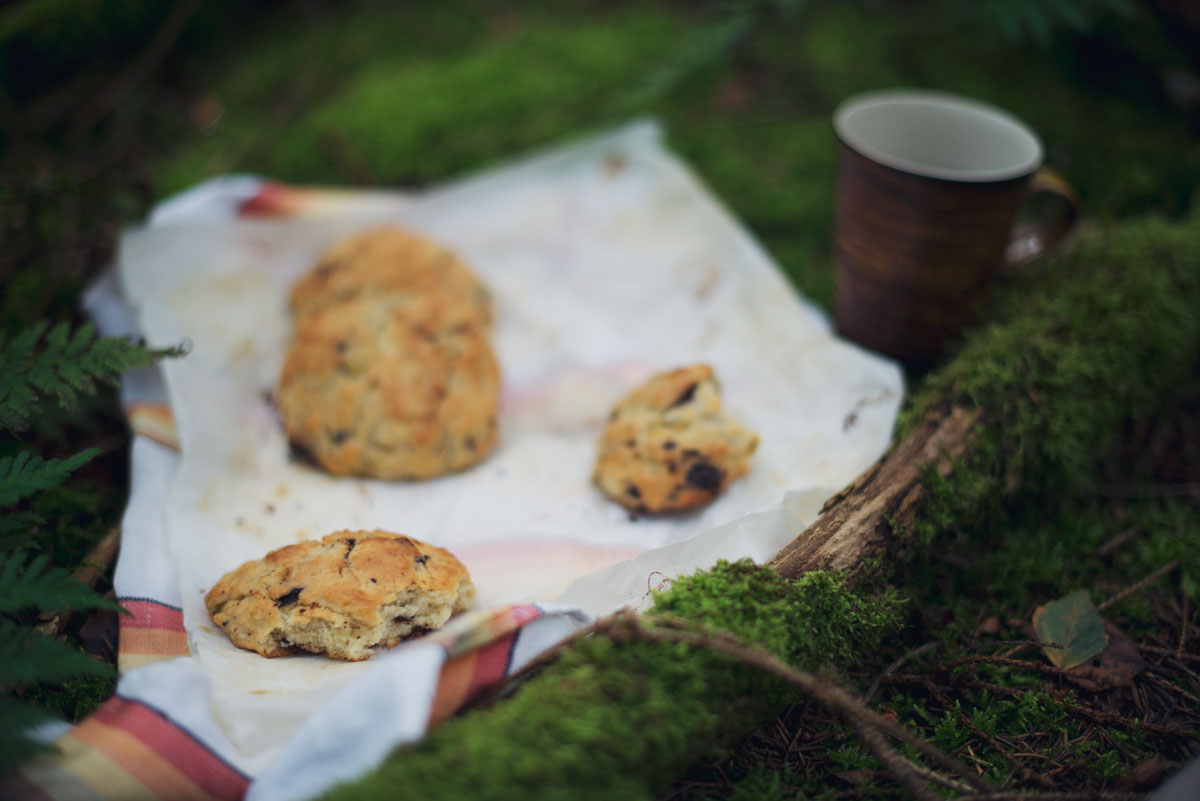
<box><xmin>0</xmin><ymin>510</ymin><xmax>44</xmax><ymax>539</ymax></box>
<box><xmin>0</xmin><ymin>618</ymin><xmax>113</xmax><ymax>686</ymax></box>
<box><xmin>0</xmin><ymin>696</ymin><xmax>56</xmax><ymax>775</ymax></box>
<box><xmin>0</xmin><ymin>550</ymin><xmax>122</xmax><ymax>615</ymax></box>
<box><xmin>0</xmin><ymin>321</ymin><xmax>182</xmax><ymax>434</ymax></box>
<box><xmin>0</xmin><ymin>450</ymin><xmax>99</xmax><ymax>508</ymax></box>
<box><xmin>0</xmin><ymin>511</ymin><xmax>43</xmax><ymax>553</ymax></box>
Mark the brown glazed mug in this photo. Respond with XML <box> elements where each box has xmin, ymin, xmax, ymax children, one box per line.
<box><xmin>832</xmin><ymin>90</ymin><xmax>1077</xmax><ymax>368</ymax></box>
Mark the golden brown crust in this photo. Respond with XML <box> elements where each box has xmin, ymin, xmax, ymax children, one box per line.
<box><xmin>593</xmin><ymin>365</ymin><xmax>758</xmax><ymax>514</ymax></box>
<box><xmin>289</xmin><ymin>226</ymin><xmax>492</xmax><ymax>326</ymax></box>
<box><xmin>204</xmin><ymin>530</ymin><xmax>476</xmax><ymax>661</ymax></box>
<box><xmin>279</xmin><ymin>226</ymin><xmax>501</xmax><ymax>479</ymax></box>
<box><xmin>278</xmin><ymin>295</ymin><xmax>500</xmax><ymax>480</ymax></box>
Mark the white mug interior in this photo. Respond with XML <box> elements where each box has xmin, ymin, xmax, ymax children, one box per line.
<box><xmin>834</xmin><ymin>90</ymin><xmax>1043</xmax><ymax>182</ymax></box>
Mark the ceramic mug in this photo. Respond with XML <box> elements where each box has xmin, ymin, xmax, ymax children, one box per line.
<box><xmin>832</xmin><ymin>89</ymin><xmax>1077</xmax><ymax>368</ymax></box>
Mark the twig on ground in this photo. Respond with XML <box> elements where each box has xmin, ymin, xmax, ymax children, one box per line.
<box><xmin>1179</xmin><ymin>593</ymin><xmax>1189</xmax><ymax>659</ymax></box>
<box><xmin>622</xmin><ymin>612</ymin><xmax>990</xmax><ymax>799</ymax></box>
<box><xmin>33</xmin><ymin>526</ymin><xmax>122</xmax><ymax>638</ymax></box>
<box><xmin>1098</xmin><ymin>561</ymin><xmax>1180</xmax><ymax>612</ymax></box>
<box><xmin>1096</xmin><ymin>483</ymin><xmax>1200</xmax><ymax>498</ymax></box>
<box><xmin>954</xmin><ymin>793</ymin><xmax>1144</xmax><ymax>801</ymax></box>
<box><xmin>1095</xmin><ymin>525</ymin><xmax>1140</xmax><ymax>558</ymax></box>
<box><xmin>866</xmin><ymin>641</ymin><xmax>940</xmax><ymax>701</ymax></box>
<box><xmin>1140</xmin><ymin>645</ymin><xmax>1200</xmax><ymax>664</ymax></box>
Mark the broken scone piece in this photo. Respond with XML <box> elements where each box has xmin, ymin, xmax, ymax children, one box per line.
<box><xmin>593</xmin><ymin>364</ymin><xmax>758</xmax><ymax>514</ymax></box>
<box><xmin>205</xmin><ymin>530</ymin><xmax>475</xmax><ymax>661</ymax></box>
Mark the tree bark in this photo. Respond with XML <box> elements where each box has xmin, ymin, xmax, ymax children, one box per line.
<box><xmin>770</xmin><ymin>405</ymin><xmax>983</xmax><ymax>580</ymax></box>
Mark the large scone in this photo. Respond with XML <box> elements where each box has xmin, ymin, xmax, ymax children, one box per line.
<box><xmin>279</xmin><ymin>293</ymin><xmax>500</xmax><ymax>479</ymax></box>
<box><xmin>279</xmin><ymin>226</ymin><xmax>501</xmax><ymax>479</ymax></box>
<box><xmin>205</xmin><ymin>530</ymin><xmax>475</xmax><ymax>661</ymax></box>
<box><xmin>289</xmin><ymin>226</ymin><xmax>491</xmax><ymax>325</ymax></box>
<box><xmin>593</xmin><ymin>365</ymin><xmax>758</xmax><ymax>514</ymax></box>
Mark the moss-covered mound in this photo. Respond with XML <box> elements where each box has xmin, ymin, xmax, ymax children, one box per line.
<box><xmin>321</xmin><ymin>563</ymin><xmax>902</xmax><ymax>801</ymax></box>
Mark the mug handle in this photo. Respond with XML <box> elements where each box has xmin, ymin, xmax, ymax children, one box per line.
<box><xmin>1002</xmin><ymin>167</ymin><xmax>1079</xmax><ymax>268</ymax></box>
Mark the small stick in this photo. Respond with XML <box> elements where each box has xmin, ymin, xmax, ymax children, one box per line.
<box><xmin>866</xmin><ymin>641</ymin><xmax>939</xmax><ymax>701</ymax></box>
<box><xmin>956</xmin><ymin>793</ymin><xmax>1144</xmax><ymax>801</ymax></box>
<box><xmin>1094</xmin><ymin>525</ymin><xmax>1139</xmax><ymax>558</ymax></box>
<box><xmin>942</xmin><ymin>655</ymin><xmax>1074</xmax><ymax>678</ymax></box>
<box><xmin>1179</xmin><ymin>593</ymin><xmax>1189</xmax><ymax>659</ymax></box>
<box><xmin>1096</xmin><ymin>483</ymin><xmax>1200</xmax><ymax>498</ymax></box>
<box><xmin>34</xmin><ymin>526</ymin><xmax>122</xmax><ymax>638</ymax></box>
<box><xmin>1098</xmin><ymin>561</ymin><xmax>1179</xmax><ymax>612</ymax></box>
<box><xmin>1140</xmin><ymin>644</ymin><xmax>1200</xmax><ymax>664</ymax></box>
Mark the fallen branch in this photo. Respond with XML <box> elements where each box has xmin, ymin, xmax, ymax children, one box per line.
<box><xmin>33</xmin><ymin>526</ymin><xmax>121</xmax><ymax>639</ymax></box>
<box><xmin>770</xmin><ymin>405</ymin><xmax>983</xmax><ymax>579</ymax></box>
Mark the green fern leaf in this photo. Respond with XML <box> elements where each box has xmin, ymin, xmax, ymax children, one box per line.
<box><xmin>0</xmin><ymin>696</ymin><xmax>57</xmax><ymax>775</ymax></box>
<box><xmin>0</xmin><ymin>550</ymin><xmax>123</xmax><ymax>615</ymax></box>
<box><xmin>0</xmin><ymin>511</ymin><xmax>44</xmax><ymax>552</ymax></box>
<box><xmin>0</xmin><ymin>450</ymin><xmax>99</xmax><ymax>508</ymax></box>
<box><xmin>0</xmin><ymin>321</ymin><xmax>182</xmax><ymax>434</ymax></box>
<box><xmin>0</xmin><ymin>511</ymin><xmax>43</xmax><ymax>537</ymax></box>
<box><xmin>0</xmin><ymin>619</ymin><xmax>113</xmax><ymax>685</ymax></box>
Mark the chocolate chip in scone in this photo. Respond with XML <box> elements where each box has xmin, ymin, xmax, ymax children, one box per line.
<box><xmin>414</xmin><ymin>554</ymin><xmax>431</xmax><ymax>567</ymax></box>
<box><xmin>275</xmin><ymin>587</ymin><xmax>303</xmax><ymax>607</ymax></box>
<box><xmin>663</xmin><ymin>440</ymin><xmax>676</xmax><ymax>450</ymax></box>
<box><xmin>626</xmin><ymin>484</ymin><xmax>642</xmax><ymax>499</ymax></box>
<box><xmin>685</xmin><ymin>462</ymin><xmax>724</xmax><ymax>492</ymax></box>
<box><xmin>669</xmin><ymin>382</ymin><xmax>699</xmax><ymax>408</ymax></box>
<box><xmin>288</xmin><ymin>439</ymin><xmax>321</xmax><ymax>467</ymax></box>
<box><xmin>329</xmin><ymin>429</ymin><xmax>351</xmax><ymax>445</ymax></box>
<box><xmin>464</xmin><ymin>435</ymin><xmax>477</xmax><ymax>452</ymax></box>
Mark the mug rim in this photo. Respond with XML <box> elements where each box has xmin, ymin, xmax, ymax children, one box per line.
<box><xmin>834</xmin><ymin>89</ymin><xmax>1044</xmax><ymax>183</ymax></box>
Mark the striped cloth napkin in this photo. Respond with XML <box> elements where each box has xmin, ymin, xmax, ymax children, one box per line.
<box><xmin>3</xmin><ymin>177</ymin><xmax>590</xmax><ymax>801</ymax></box>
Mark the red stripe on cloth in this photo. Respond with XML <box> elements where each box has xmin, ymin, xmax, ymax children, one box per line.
<box><xmin>462</xmin><ymin>632</ymin><xmax>518</xmax><ymax>703</ymax></box>
<box><xmin>92</xmin><ymin>697</ymin><xmax>248</xmax><ymax>800</ymax></box>
<box><xmin>238</xmin><ymin>182</ymin><xmax>291</xmax><ymax>218</ymax></box>
<box><xmin>505</xmin><ymin>604</ymin><xmax>541</xmax><ymax>628</ymax></box>
<box><xmin>119</xmin><ymin>600</ymin><xmax>184</xmax><ymax>631</ymax></box>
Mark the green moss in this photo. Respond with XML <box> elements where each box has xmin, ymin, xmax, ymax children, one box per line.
<box><xmin>24</xmin><ymin>673</ymin><xmax>115</xmax><ymax>723</ymax></box>
<box><xmin>150</xmin><ymin>2</ymin><xmax>1200</xmax><ymax>314</ymax></box>
<box><xmin>897</xmin><ymin>217</ymin><xmax>1200</xmax><ymax>549</ymax></box>
<box><xmin>321</xmin><ymin>562</ymin><xmax>902</xmax><ymax>801</ymax></box>
<box><xmin>158</xmin><ymin>9</ymin><xmax>681</xmax><ymax>194</ymax></box>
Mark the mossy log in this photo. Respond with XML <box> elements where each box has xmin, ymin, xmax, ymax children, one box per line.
<box><xmin>770</xmin><ymin>404</ymin><xmax>983</xmax><ymax>579</ymax></box>
<box><xmin>780</xmin><ymin>215</ymin><xmax>1200</xmax><ymax>580</ymax></box>
<box><xmin>327</xmin><ymin>216</ymin><xmax>1200</xmax><ymax>801</ymax></box>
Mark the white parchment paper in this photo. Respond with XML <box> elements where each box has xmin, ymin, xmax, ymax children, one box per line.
<box><xmin>117</xmin><ymin>121</ymin><xmax>903</xmax><ymax>757</ymax></box>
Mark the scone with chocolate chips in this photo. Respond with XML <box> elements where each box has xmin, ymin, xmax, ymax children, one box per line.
<box><xmin>593</xmin><ymin>365</ymin><xmax>758</xmax><ymax>514</ymax></box>
<box><xmin>289</xmin><ymin>226</ymin><xmax>492</xmax><ymax>325</ymax></box>
<box><xmin>279</xmin><ymin>293</ymin><xmax>500</xmax><ymax>480</ymax></box>
<box><xmin>279</xmin><ymin>226</ymin><xmax>501</xmax><ymax>480</ymax></box>
<box><xmin>205</xmin><ymin>530</ymin><xmax>475</xmax><ymax>661</ymax></box>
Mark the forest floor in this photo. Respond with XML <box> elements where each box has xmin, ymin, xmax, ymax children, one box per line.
<box><xmin>2</xmin><ymin>1</ymin><xmax>1198</xmax><ymax>797</ymax></box>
